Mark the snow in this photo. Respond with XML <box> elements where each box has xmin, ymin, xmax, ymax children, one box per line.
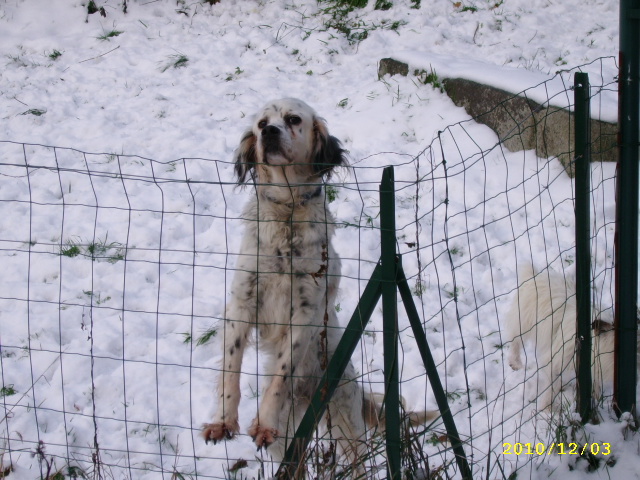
<box><xmin>0</xmin><ymin>0</ymin><xmax>636</xmax><ymax>479</ymax></box>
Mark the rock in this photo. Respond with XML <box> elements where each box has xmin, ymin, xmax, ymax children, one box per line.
<box><xmin>378</xmin><ymin>58</ymin><xmax>409</xmax><ymax>79</ymax></box>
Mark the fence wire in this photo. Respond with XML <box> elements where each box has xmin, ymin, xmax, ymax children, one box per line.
<box><xmin>0</xmin><ymin>57</ymin><xmax>621</xmax><ymax>479</ymax></box>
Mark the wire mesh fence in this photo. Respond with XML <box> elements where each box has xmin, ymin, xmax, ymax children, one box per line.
<box><xmin>0</xmin><ymin>57</ymin><xmax>622</xmax><ymax>479</ymax></box>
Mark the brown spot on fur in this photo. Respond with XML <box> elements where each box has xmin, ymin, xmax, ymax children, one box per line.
<box><xmin>310</xmin><ymin>264</ymin><xmax>327</xmax><ymax>285</ymax></box>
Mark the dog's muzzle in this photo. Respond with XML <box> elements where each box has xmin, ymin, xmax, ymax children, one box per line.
<box><xmin>262</xmin><ymin>125</ymin><xmax>281</xmax><ymax>153</ymax></box>
<box><xmin>262</xmin><ymin>125</ymin><xmax>290</xmax><ymax>165</ymax></box>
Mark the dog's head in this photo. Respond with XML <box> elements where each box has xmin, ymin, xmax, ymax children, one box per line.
<box><xmin>234</xmin><ymin>98</ymin><xmax>347</xmax><ymax>184</ymax></box>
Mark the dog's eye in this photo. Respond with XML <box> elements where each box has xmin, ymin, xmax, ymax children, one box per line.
<box><xmin>286</xmin><ymin>115</ymin><xmax>301</xmax><ymax>126</ymax></box>
<box><xmin>258</xmin><ymin>120</ymin><xmax>267</xmax><ymax>129</ymax></box>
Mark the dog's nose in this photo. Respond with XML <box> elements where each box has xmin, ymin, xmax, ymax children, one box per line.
<box><xmin>262</xmin><ymin>125</ymin><xmax>280</xmax><ymax>137</ymax></box>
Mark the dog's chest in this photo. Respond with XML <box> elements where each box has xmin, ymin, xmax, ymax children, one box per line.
<box><xmin>258</xmin><ymin>221</ymin><xmax>326</xmax><ymax>275</ymax></box>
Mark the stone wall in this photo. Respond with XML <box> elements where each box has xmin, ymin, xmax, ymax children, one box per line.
<box><xmin>378</xmin><ymin>58</ymin><xmax>618</xmax><ymax>176</ymax></box>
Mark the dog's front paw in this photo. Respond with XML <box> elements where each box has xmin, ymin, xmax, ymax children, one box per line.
<box><xmin>202</xmin><ymin>420</ymin><xmax>240</xmax><ymax>445</ymax></box>
<box><xmin>248</xmin><ymin>420</ymin><xmax>279</xmax><ymax>450</ymax></box>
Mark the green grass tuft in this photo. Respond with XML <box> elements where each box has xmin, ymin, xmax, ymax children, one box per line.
<box><xmin>20</xmin><ymin>108</ymin><xmax>47</xmax><ymax>117</ymax></box>
<box><xmin>374</xmin><ymin>0</ymin><xmax>393</xmax><ymax>10</ymax></box>
<box><xmin>415</xmin><ymin>66</ymin><xmax>444</xmax><ymax>92</ymax></box>
<box><xmin>196</xmin><ymin>328</ymin><xmax>218</xmax><ymax>346</ymax></box>
<box><xmin>183</xmin><ymin>327</ymin><xmax>218</xmax><ymax>346</ymax></box>
<box><xmin>59</xmin><ymin>236</ymin><xmax>125</xmax><ymax>263</ymax></box>
<box><xmin>225</xmin><ymin>66</ymin><xmax>244</xmax><ymax>81</ymax></box>
<box><xmin>48</xmin><ymin>49</ymin><xmax>63</xmax><ymax>60</ymax></box>
<box><xmin>97</xmin><ymin>30</ymin><xmax>124</xmax><ymax>41</ymax></box>
<box><xmin>325</xmin><ymin>185</ymin><xmax>339</xmax><ymax>203</ymax></box>
<box><xmin>1</xmin><ymin>385</ymin><xmax>16</xmax><ymax>397</ymax></box>
<box><xmin>61</xmin><ymin>243</ymin><xmax>81</xmax><ymax>258</ymax></box>
<box><xmin>161</xmin><ymin>53</ymin><xmax>189</xmax><ymax>72</ymax></box>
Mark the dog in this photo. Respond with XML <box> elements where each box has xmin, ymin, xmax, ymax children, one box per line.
<box><xmin>202</xmin><ymin>98</ymin><xmax>436</xmax><ymax>473</ymax></box>
<box><xmin>505</xmin><ymin>264</ymin><xmax>620</xmax><ymax>410</ymax></box>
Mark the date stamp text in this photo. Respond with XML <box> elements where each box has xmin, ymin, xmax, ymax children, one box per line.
<box><xmin>503</xmin><ymin>442</ymin><xmax>611</xmax><ymax>456</ymax></box>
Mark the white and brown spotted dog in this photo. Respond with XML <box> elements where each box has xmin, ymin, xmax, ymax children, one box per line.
<box><xmin>202</xmin><ymin>98</ymin><xmax>435</xmax><ymax>472</ymax></box>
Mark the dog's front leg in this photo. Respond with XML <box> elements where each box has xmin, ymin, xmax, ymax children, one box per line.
<box><xmin>203</xmin><ymin>297</ymin><xmax>254</xmax><ymax>444</ymax></box>
<box><xmin>249</xmin><ymin>322</ymin><xmax>318</xmax><ymax>450</ymax></box>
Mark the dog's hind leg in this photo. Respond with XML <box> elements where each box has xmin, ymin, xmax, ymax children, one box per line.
<box><xmin>263</xmin><ymin>394</ymin><xmax>312</xmax><ymax>468</ymax></box>
<box><xmin>327</xmin><ymin>376</ymin><xmax>367</xmax><ymax>477</ymax></box>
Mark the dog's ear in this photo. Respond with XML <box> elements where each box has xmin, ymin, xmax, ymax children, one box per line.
<box><xmin>592</xmin><ymin>319</ymin><xmax>614</xmax><ymax>335</ymax></box>
<box><xmin>234</xmin><ymin>128</ymin><xmax>257</xmax><ymax>184</ymax></box>
<box><xmin>312</xmin><ymin>117</ymin><xmax>348</xmax><ymax>179</ymax></box>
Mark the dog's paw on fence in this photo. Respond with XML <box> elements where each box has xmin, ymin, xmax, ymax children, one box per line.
<box><xmin>202</xmin><ymin>420</ymin><xmax>239</xmax><ymax>444</ymax></box>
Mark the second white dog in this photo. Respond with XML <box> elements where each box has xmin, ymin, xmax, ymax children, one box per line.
<box><xmin>505</xmin><ymin>264</ymin><xmax>616</xmax><ymax>410</ymax></box>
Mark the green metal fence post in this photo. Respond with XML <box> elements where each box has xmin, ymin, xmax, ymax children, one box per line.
<box><xmin>276</xmin><ymin>265</ymin><xmax>383</xmax><ymax>478</ymax></box>
<box><xmin>574</xmin><ymin>72</ymin><xmax>593</xmax><ymax>423</ymax></box>
<box><xmin>396</xmin><ymin>261</ymin><xmax>472</xmax><ymax>479</ymax></box>
<box><xmin>614</xmin><ymin>0</ymin><xmax>639</xmax><ymax>418</ymax></box>
<box><xmin>278</xmin><ymin>167</ymin><xmax>470</xmax><ymax>478</ymax></box>
<box><xmin>380</xmin><ymin>166</ymin><xmax>402</xmax><ymax>480</ymax></box>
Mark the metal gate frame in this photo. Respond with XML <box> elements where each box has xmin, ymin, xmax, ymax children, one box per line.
<box><xmin>276</xmin><ymin>167</ymin><xmax>471</xmax><ymax>479</ymax></box>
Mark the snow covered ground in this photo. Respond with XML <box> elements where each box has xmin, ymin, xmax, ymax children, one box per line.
<box><xmin>0</xmin><ymin>0</ymin><xmax>636</xmax><ymax>479</ymax></box>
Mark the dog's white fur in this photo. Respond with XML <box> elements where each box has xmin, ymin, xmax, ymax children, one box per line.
<box><xmin>203</xmin><ymin>98</ymin><xmax>435</xmax><ymax>471</ymax></box>
<box><xmin>505</xmin><ymin>264</ymin><xmax>618</xmax><ymax>410</ymax></box>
